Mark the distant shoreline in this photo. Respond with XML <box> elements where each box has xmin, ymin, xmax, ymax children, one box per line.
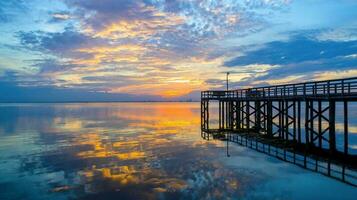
<box><xmin>0</xmin><ymin>101</ymin><xmax>200</xmax><ymax>103</ymax></box>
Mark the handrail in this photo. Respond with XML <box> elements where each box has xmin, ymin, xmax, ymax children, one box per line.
<box><xmin>201</xmin><ymin>77</ymin><xmax>357</xmax><ymax>99</ymax></box>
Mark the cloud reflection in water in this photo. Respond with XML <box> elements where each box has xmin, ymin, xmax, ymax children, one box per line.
<box><xmin>0</xmin><ymin>103</ymin><xmax>260</xmax><ymax>199</ymax></box>
<box><xmin>0</xmin><ymin>103</ymin><xmax>356</xmax><ymax>200</ymax></box>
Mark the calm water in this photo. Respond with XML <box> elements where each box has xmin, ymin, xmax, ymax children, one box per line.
<box><xmin>0</xmin><ymin>103</ymin><xmax>356</xmax><ymax>200</ymax></box>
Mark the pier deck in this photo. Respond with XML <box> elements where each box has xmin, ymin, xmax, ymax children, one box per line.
<box><xmin>201</xmin><ymin>77</ymin><xmax>357</xmax><ymax>186</ymax></box>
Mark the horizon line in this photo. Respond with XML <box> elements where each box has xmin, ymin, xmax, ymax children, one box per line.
<box><xmin>0</xmin><ymin>100</ymin><xmax>200</xmax><ymax>103</ymax></box>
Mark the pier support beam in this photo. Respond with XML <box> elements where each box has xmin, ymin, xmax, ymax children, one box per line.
<box><xmin>329</xmin><ymin>100</ymin><xmax>336</xmax><ymax>153</ymax></box>
<box><xmin>200</xmin><ymin>100</ymin><xmax>209</xmax><ymax>131</ymax></box>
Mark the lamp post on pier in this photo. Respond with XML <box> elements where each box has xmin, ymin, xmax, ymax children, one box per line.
<box><xmin>226</xmin><ymin>72</ymin><xmax>230</xmax><ymax>91</ymax></box>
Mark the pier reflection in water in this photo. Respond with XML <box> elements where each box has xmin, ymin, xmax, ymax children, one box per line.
<box><xmin>0</xmin><ymin>103</ymin><xmax>356</xmax><ymax>199</ymax></box>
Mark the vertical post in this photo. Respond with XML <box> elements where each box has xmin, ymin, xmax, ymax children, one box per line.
<box><xmin>232</xmin><ymin>101</ymin><xmax>238</xmax><ymax>129</ymax></box>
<box><xmin>222</xmin><ymin>101</ymin><xmax>225</xmax><ymax>130</ymax></box>
<box><xmin>232</xmin><ymin>101</ymin><xmax>235</xmax><ymax>130</ymax></box>
<box><xmin>310</xmin><ymin>101</ymin><xmax>314</xmax><ymax>145</ymax></box>
<box><xmin>206</xmin><ymin>101</ymin><xmax>209</xmax><ymax>130</ymax></box>
<box><xmin>264</xmin><ymin>101</ymin><xmax>267</xmax><ymax>132</ymax></box>
<box><xmin>228</xmin><ymin>101</ymin><xmax>232</xmax><ymax>130</ymax></box>
<box><xmin>229</xmin><ymin>101</ymin><xmax>231</xmax><ymax>129</ymax></box>
<box><xmin>318</xmin><ymin>100</ymin><xmax>322</xmax><ymax>148</ymax></box>
<box><xmin>342</xmin><ymin>80</ymin><xmax>345</xmax><ymax>95</ymax></box>
<box><xmin>246</xmin><ymin>101</ymin><xmax>250</xmax><ymax>131</ymax></box>
<box><xmin>344</xmin><ymin>100</ymin><xmax>348</xmax><ymax>155</ymax></box>
<box><xmin>255</xmin><ymin>101</ymin><xmax>261</xmax><ymax>133</ymax></box>
<box><xmin>343</xmin><ymin>87</ymin><xmax>348</xmax><ymax>180</ymax></box>
<box><xmin>267</xmin><ymin>101</ymin><xmax>273</xmax><ymax>136</ymax></box>
<box><xmin>297</xmin><ymin>100</ymin><xmax>301</xmax><ymax>143</ymax></box>
<box><xmin>227</xmin><ymin>101</ymin><xmax>229</xmax><ymax>129</ymax></box>
<box><xmin>285</xmin><ymin>101</ymin><xmax>289</xmax><ymax>141</ymax></box>
<box><xmin>329</xmin><ymin>100</ymin><xmax>336</xmax><ymax>153</ymax></box>
<box><xmin>305</xmin><ymin>101</ymin><xmax>310</xmax><ymax>145</ymax></box>
<box><xmin>282</xmin><ymin>101</ymin><xmax>285</xmax><ymax>140</ymax></box>
<box><xmin>241</xmin><ymin>101</ymin><xmax>244</xmax><ymax>130</ymax></box>
<box><xmin>202</xmin><ymin>101</ymin><xmax>206</xmax><ymax>130</ymax></box>
<box><xmin>304</xmin><ymin>100</ymin><xmax>309</xmax><ymax>168</ymax></box>
<box><xmin>219</xmin><ymin>101</ymin><xmax>221</xmax><ymax>130</ymax></box>
<box><xmin>237</xmin><ymin>101</ymin><xmax>241</xmax><ymax>129</ymax></box>
<box><xmin>225</xmin><ymin>101</ymin><xmax>228</xmax><ymax>129</ymax></box>
<box><xmin>201</xmin><ymin>100</ymin><xmax>204</xmax><ymax>130</ymax></box>
<box><xmin>231</xmin><ymin>101</ymin><xmax>234</xmax><ymax>130</ymax></box>
<box><xmin>293</xmin><ymin>101</ymin><xmax>296</xmax><ymax>142</ymax></box>
<box><xmin>279</xmin><ymin>101</ymin><xmax>282</xmax><ymax>138</ymax></box>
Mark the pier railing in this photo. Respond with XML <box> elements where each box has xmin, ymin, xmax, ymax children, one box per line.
<box><xmin>202</xmin><ymin>77</ymin><xmax>357</xmax><ymax>100</ymax></box>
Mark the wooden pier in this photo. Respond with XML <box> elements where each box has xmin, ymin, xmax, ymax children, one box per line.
<box><xmin>201</xmin><ymin>77</ymin><xmax>357</xmax><ymax>186</ymax></box>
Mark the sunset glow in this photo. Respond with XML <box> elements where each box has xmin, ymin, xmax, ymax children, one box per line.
<box><xmin>0</xmin><ymin>0</ymin><xmax>356</xmax><ymax>101</ymax></box>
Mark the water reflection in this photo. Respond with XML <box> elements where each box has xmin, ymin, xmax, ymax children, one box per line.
<box><xmin>0</xmin><ymin>103</ymin><xmax>356</xmax><ymax>200</ymax></box>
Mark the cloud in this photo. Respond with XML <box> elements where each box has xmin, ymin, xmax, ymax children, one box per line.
<box><xmin>34</xmin><ymin>59</ymin><xmax>73</xmax><ymax>74</ymax></box>
<box><xmin>66</xmin><ymin>0</ymin><xmax>185</xmax><ymax>40</ymax></box>
<box><xmin>316</xmin><ymin>26</ymin><xmax>357</xmax><ymax>42</ymax></box>
<box><xmin>219</xmin><ymin>33</ymin><xmax>357</xmax><ymax>87</ymax></box>
<box><xmin>64</xmin><ymin>0</ymin><xmax>289</xmax><ymax>43</ymax></box>
<box><xmin>18</xmin><ymin>27</ymin><xmax>106</xmax><ymax>57</ymax></box>
<box><xmin>258</xmin><ymin>55</ymin><xmax>356</xmax><ymax>80</ymax></box>
<box><xmin>0</xmin><ymin>72</ymin><xmax>163</xmax><ymax>102</ymax></box>
<box><xmin>49</xmin><ymin>12</ymin><xmax>72</xmax><ymax>23</ymax></box>
<box><xmin>15</xmin><ymin>6</ymin><xmax>222</xmax><ymax>97</ymax></box>
<box><xmin>224</xmin><ymin>35</ymin><xmax>357</xmax><ymax>67</ymax></box>
<box><xmin>66</xmin><ymin>0</ymin><xmax>140</xmax><ymax>25</ymax></box>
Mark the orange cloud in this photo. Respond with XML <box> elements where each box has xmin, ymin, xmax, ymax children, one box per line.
<box><xmin>90</xmin><ymin>8</ymin><xmax>185</xmax><ymax>40</ymax></box>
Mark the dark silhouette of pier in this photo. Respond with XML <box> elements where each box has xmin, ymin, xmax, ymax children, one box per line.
<box><xmin>201</xmin><ymin>77</ymin><xmax>357</xmax><ymax>186</ymax></box>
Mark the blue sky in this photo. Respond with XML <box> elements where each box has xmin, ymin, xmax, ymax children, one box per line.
<box><xmin>0</xmin><ymin>0</ymin><xmax>356</xmax><ymax>101</ymax></box>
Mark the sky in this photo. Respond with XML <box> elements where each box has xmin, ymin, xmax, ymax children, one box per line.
<box><xmin>0</xmin><ymin>0</ymin><xmax>356</xmax><ymax>102</ymax></box>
